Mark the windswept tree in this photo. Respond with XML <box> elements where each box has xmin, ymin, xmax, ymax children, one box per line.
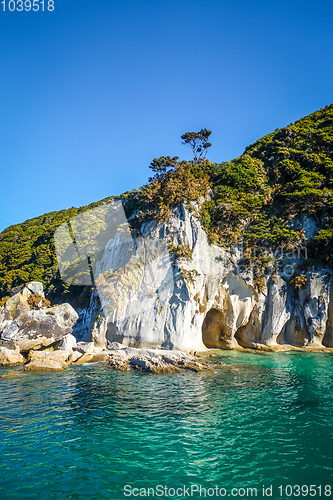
<box><xmin>148</xmin><ymin>156</ymin><xmax>179</xmax><ymax>179</ymax></box>
<box><xmin>181</xmin><ymin>129</ymin><xmax>212</xmax><ymax>161</ymax></box>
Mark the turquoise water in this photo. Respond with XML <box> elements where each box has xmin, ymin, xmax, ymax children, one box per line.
<box><xmin>0</xmin><ymin>351</ymin><xmax>333</xmax><ymax>500</ymax></box>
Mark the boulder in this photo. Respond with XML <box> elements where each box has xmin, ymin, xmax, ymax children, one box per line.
<box><xmin>22</xmin><ymin>350</ymin><xmax>69</xmax><ymax>371</ymax></box>
<box><xmin>45</xmin><ymin>303</ymin><xmax>78</xmax><ymax>328</ymax></box>
<box><xmin>72</xmin><ymin>353</ymin><xmax>94</xmax><ymax>365</ymax></box>
<box><xmin>128</xmin><ymin>355</ymin><xmax>181</xmax><ymax>374</ymax></box>
<box><xmin>90</xmin><ymin>352</ymin><xmax>109</xmax><ymax>362</ymax></box>
<box><xmin>0</xmin><ymin>339</ymin><xmax>18</xmax><ymax>350</ymax></box>
<box><xmin>0</xmin><ymin>346</ymin><xmax>25</xmax><ymax>366</ymax></box>
<box><xmin>76</xmin><ymin>342</ymin><xmax>96</xmax><ymax>354</ymax></box>
<box><xmin>74</xmin><ymin>352</ymin><xmax>110</xmax><ymax>365</ymax></box>
<box><xmin>25</xmin><ymin>282</ymin><xmax>44</xmax><ymax>296</ymax></box>
<box><xmin>107</xmin><ymin>347</ymin><xmax>218</xmax><ymax>374</ymax></box>
<box><xmin>0</xmin><ymin>284</ymin><xmax>34</xmax><ymax>332</ymax></box>
<box><xmin>58</xmin><ymin>334</ymin><xmax>77</xmax><ymax>352</ymax></box>
<box><xmin>27</xmin><ymin>350</ymin><xmax>69</xmax><ymax>363</ymax></box>
<box><xmin>107</xmin><ymin>341</ymin><xmax>125</xmax><ymax>349</ymax></box>
<box><xmin>108</xmin><ymin>355</ymin><xmax>131</xmax><ymax>371</ymax></box>
<box><xmin>0</xmin><ymin>304</ymin><xmax>78</xmax><ymax>352</ymax></box>
<box><xmin>22</xmin><ymin>359</ymin><xmax>67</xmax><ymax>372</ymax></box>
<box><xmin>67</xmin><ymin>351</ymin><xmax>82</xmax><ymax>364</ymax></box>
<box><xmin>91</xmin><ymin>317</ymin><xmax>107</xmax><ymax>349</ymax></box>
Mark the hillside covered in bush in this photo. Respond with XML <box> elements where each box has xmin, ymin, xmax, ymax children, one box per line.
<box><xmin>0</xmin><ymin>103</ymin><xmax>332</xmax><ymax>302</ymax></box>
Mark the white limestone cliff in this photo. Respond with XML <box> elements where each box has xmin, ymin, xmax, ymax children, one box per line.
<box><xmin>73</xmin><ymin>204</ymin><xmax>333</xmax><ymax>351</ymax></box>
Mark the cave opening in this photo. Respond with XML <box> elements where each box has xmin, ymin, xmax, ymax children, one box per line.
<box><xmin>202</xmin><ymin>308</ymin><xmax>225</xmax><ymax>348</ymax></box>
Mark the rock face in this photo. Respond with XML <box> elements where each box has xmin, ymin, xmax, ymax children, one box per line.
<box><xmin>0</xmin><ymin>283</ymin><xmax>79</xmax><ymax>353</ymax></box>
<box><xmin>71</xmin><ymin>203</ymin><xmax>333</xmax><ymax>351</ymax></box>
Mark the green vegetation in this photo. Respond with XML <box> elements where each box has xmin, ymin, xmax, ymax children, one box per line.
<box><xmin>181</xmin><ymin>129</ymin><xmax>212</xmax><ymax>161</ymax></box>
<box><xmin>27</xmin><ymin>293</ymin><xmax>51</xmax><ymax>309</ymax></box>
<box><xmin>201</xmin><ymin>104</ymin><xmax>333</xmax><ymax>258</ymax></box>
<box><xmin>0</xmin><ymin>195</ymin><xmax>129</xmax><ymax>303</ymax></box>
<box><xmin>0</xmin><ymin>296</ymin><xmax>9</xmax><ymax>307</ymax></box>
<box><xmin>140</xmin><ymin>157</ymin><xmax>210</xmax><ymax>222</ymax></box>
<box><xmin>290</xmin><ymin>274</ymin><xmax>307</xmax><ymax>290</ymax></box>
<box><xmin>0</xmin><ymin>105</ymin><xmax>332</xmax><ymax>300</ymax></box>
<box><xmin>179</xmin><ymin>267</ymin><xmax>200</xmax><ymax>287</ymax></box>
<box><xmin>169</xmin><ymin>243</ymin><xmax>193</xmax><ymax>261</ymax></box>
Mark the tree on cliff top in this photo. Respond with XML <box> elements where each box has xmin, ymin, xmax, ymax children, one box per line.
<box><xmin>148</xmin><ymin>156</ymin><xmax>179</xmax><ymax>180</ymax></box>
<box><xmin>181</xmin><ymin>129</ymin><xmax>212</xmax><ymax>161</ymax></box>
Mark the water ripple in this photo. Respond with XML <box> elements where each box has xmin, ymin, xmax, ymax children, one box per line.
<box><xmin>1</xmin><ymin>352</ymin><xmax>333</xmax><ymax>499</ymax></box>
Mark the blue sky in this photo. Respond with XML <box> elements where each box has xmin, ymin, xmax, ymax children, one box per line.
<box><xmin>0</xmin><ymin>0</ymin><xmax>332</xmax><ymax>232</ymax></box>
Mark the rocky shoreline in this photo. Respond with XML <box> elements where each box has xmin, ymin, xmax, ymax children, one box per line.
<box><xmin>0</xmin><ymin>339</ymin><xmax>223</xmax><ymax>376</ymax></box>
<box><xmin>1</xmin><ymin>281</ymin><xmax>332</xmax><ymax>379</ymax></box>
<box><xmin>0</xmin><ymin>281</ymin><xmax>223</xmax><ymax>375</ymax></box>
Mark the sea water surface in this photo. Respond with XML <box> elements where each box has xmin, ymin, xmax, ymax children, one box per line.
<box><xmin>0</xmin><ymin>351</ymin><xmax>333</xmax><ymax>499</ymax></box>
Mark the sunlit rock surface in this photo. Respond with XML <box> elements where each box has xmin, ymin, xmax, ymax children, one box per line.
<box><xmin>58</xmin><ymin>202</ymin><xmax>333</xmax><ymax>351</ymax></box>
<box><xmin>0</xmin><ymin>284</ymin><xmax>78</xmax><ymax>353</ymax></box>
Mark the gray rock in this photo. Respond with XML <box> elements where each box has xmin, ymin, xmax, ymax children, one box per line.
<box><xmin>91</xmin><ymin>317</ymin><xmax>107</xmax><ymax>349</ymax></box>
<box><xmin>25</xmin><ymin>282</ymin><xmax>44</xmax><ymax>296</ymax></box>
<box><xmin>0</xmin><ymin>285</ymin><xmax>79</xmax><ymax>352</ymax></box>
<box><xmin>58</xmin><ymin>334</ymin><xmax>77</xmax><ymax>352</ymax></box>
<box><xmin>0</xmin><ymin>339</ymin><xmax>18</xmax><ymax>350</ymax></box>
<box><xmin>76</xmin><ymin>341</ymin><xmax>96</xmax><ymax>354</ymax></box>
<box><xmin>107</xmin><ymin>347</ymin><xmax>217</xmax><ymax>374</ymax></box>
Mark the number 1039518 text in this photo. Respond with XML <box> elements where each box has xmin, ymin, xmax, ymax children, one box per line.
<box><xmin>1</xmin><ymin>0</ymin><xmax>54</xmax><ymax>10</ymax></box>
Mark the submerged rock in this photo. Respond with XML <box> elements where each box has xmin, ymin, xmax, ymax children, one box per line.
<box><xmin>22</xmin><ymin>359</ymin><xmax>67</xmax><ymax>372</ymax></box>
<box><xmin>107</xmin><ymin>347</ymin><xmax>217</xmax><ymax>374</ymax></box>
<box><xmin>0</xmin><ymin>371</ymin><xmax>21</xmax><ymax>379</ymax></box>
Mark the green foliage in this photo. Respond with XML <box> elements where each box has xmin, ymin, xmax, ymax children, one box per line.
<box><xmin>169</xmin><ymin>243</ymin><xmax>193</xmax><ymax>261</ymax></box>
<box><xmin>27</xmin><ymin>293</ymin><xmax>51</xmax><ymax>309</ymax></box>
<box><xmin>244</xmin><ymin>215</ymin><xmax>301</xmax><ymax>249</ymax></box>
<box><xmin>0</xmin><ymin>196</ymin><xmax>117</xmax><ymax>298</ymax></box>
<box><xmin>149</xmin><ymin>156</ymin><xmax>179</xmax><ymax>177</ymax></box>
<box><xmin>179</xmin><ymin>267</ymin><xmax>200</xmax><ymax>286</ymax></box>
<box><xmin>307</xmin><ymin>221</ymin><xmax>333</xmax><ymax>266</ymax></box>
<box><xmin>0</xmin><ymin>296</ymin><xmax>9</xmax><ymax>307</ymax></box>
<box><xmin>290</xmin><ymin>274</ymin><xmax>307</xmax><ymax>290</ymax></box>
<box><xmin>142</xmin><ymin>160</ymin><xmax>210</xmax><ymax>222</ymax></box>
<box><xmin>255</xmin><ymin>275</ymin><xmax>266</xmax><ymax>294</ymax></box>
<box><xmin>200</xmin><ymin>154</ymin><xmax>270</xmax><ymax>244</ymax></box>
<box><xmin>244</xmin><ymin>104</ymin><xmax>333</xmax><ymax>216</ymax></box>
<box><xmin>201</xmin><ymin>104</ymin><xmax>333</xmax><ymax>251</ymax></box>
<box><xmin>181</xmin><ymin>129</ymin><xmax>212</xmax><ymax>161</ymax></box>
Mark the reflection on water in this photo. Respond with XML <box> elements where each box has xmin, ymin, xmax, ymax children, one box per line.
<box><xmin>1</xmin><ymin>351</ymin><xmax>333</xmax><ymax>499</ymax></box>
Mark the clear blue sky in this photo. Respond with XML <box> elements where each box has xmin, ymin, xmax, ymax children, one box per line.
<box><xmin>0</xmin><ymin>0</ymin><xmax>332</xmax><ymax>232</ymax></box>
